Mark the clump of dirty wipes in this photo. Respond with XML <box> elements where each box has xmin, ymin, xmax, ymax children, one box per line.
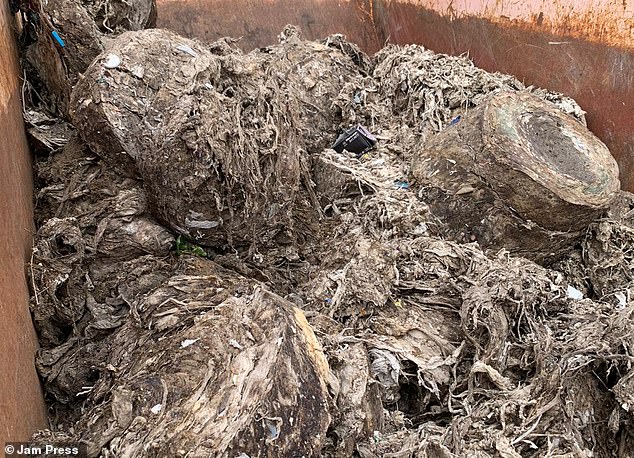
<box><xmin>334</xmin><ymin>43</ymin><xmax>586</xmax><ymax>154</ymax></box>
<box><xmin>22</xmin><ymin>16</ymin><xmax>634</xmax><ymax>458</ymax></box>
<box><xmin>69</xmin><ymin>26</ymin><xmax>366</xmax><ymax>250</ymax></box>
<box><xmin>18</xmin><ymin>0</ymin><xmax>156</xmax><ymax>117</ymax></box>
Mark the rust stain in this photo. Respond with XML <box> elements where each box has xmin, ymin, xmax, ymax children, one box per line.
<box><xmin>157</xmin><ymin>0</ymin><xmax>381</xmax><ymax>52</ymax></box>
<box><xmin>355</xmin><ymin>0</ymin><xmax>380</xmax><ymax>44</ymax></box>
<box><xmin>0</xmin><ymin>6</ymin><xmax>19</xmax><ymax>103</ymax></box>
<box><xmin>493</xmin><ymin>8</ymin><xmax>634</xmax><ymax>50</ymax></box>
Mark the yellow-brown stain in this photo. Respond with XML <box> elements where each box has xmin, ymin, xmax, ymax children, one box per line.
<box><xmin>292</xmin><ymin>306</ymin><xmax>334</xmax><ymax>391</ymax></box>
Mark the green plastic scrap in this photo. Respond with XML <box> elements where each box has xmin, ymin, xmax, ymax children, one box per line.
<box><xmin>175</xmin><ymin>235</ymin><xmax>207</xmax><ymax>257</ymax></box>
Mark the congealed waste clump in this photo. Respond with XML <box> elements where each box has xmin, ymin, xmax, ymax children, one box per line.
<box><xmin>19</xmin><ymin>5</ymin><xmax>634</xmax><ymax>456</ymax></box>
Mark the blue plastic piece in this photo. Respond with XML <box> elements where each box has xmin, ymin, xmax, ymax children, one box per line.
<box><xmin>51</xmin><ymin>31</ymin><xmax>65</xmax><ymax>48</ymax></box>
<box><xmin>449</xmin><ymin>115</ymin><xmax>462</xmax><ymax>126</ymax></box>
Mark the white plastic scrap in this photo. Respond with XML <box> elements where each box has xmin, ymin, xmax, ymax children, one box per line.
<box><xmin>76</xmin><ymin>385</ymin><xmax>94</xmax><ymax>396</ymax></box>
<box><xmin>229</xmin><ymin>339</ymin><xmax>244</xmax><ymax>350</ymax></box>
<box><xmin>181</xmin><ymin>338</ymin><xmax>200</xmax><ymax>348</ymax></box>
<box><xmin>186</xmin><ymin>210</ymin><xmax>220</xmax><ymax>229</ymax></box>
<box><xmin>150</xmin><ymin>404</ymin><xmax>162</xmax><ymax>414</ymax></box>
<box><xmin>176</xmin><ymin>44</ymin><xmax>198</xmax><ymax>58</ymax></box>
<box><xmin>412</xmin><ymin>222</ymin><xmax>429</xmax><ymax>235</ymax></box>
<box><xmin>567</xmin><ymin>285</ymin><xmax>584</xmax><ymax>300</ymax></box>
<box><xmin>369</xmin><ymin>348</ymin><xmax>401</xmax><ymax>386</ymax></box>
<box><xmin>103</xmin><ymin>54</ymin><xmax>121</xmax><ymax>69</ymax></box>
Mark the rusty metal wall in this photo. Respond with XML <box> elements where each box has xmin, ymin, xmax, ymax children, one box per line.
<box><xmin>0</xmin><ymin>2</ymin><xmax>48</xmax><ymax>444</ymax></box>
<box><xmin>156</xmin><ymin>0</ymin><xmax>634</xmax><ymax>190</ymax></box>
<box><xmin>388</xmin><ymin>0</ymin><xmax>634</xmax><ymax>50</ymax></box>
<box><xmin>158</xmin><ymin>0</ymin><xmax>382</xmax><ymax>52</ymax></box>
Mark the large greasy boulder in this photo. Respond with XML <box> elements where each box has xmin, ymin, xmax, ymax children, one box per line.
<box><xmin>412</xmin><ymin>91</ymin><xmax>620</xmax><ymax>261</ymax></box>
<box><xmin>73</xmin><ymin>277</ymin><xmax>334</xmax><ymax>458</ymax></box>
<box><xmin>70</xmin><ymin>28</ymin><xmax>366</xmax><ymax>248</ymax></box>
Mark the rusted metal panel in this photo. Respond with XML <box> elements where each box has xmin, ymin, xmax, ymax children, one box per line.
<box><xmin>158</xmin><ymin>0</ymin><xmax>634</xmax><ymax>189</ymax></box>
<box><xmin>157</xmin><ymin>0</ymin><xmax>382</xmax><ymax>52</ymax></box>
<box><xmin>0</xmin><ymin>1</ymin><xmax>47</xmax><ymax>444</ymax></box>
<box><xmin>385</xmin><ymin>0</ymin><xmax>634</xmax><ymax>50</ymax></box>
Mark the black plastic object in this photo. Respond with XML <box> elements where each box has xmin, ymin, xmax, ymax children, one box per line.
<box><xmin>332</xmin><ymin>125</ymin><xmax>377</xmax><ymax>156</ymax></box>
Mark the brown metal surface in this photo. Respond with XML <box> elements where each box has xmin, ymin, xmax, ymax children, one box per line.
<box><xmin>0</xmin><ymin>2</ymin><xmax>47</xmax><ymax>444</ymax></box>
<box><xmin>156</xmin><ymin>0</ymin><xmax>634</xmax><ymax>190</ymax></box>
<box><xmin>157</xmin><ymin>0</ymin><xmax>382</xmax><ymax>52</ymax></box>
<box><xmin>384</xmin><ymin>0</ymin><xmax>634</xmax><ymax>51</ymax></box>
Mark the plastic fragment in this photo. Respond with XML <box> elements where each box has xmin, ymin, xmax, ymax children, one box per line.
<box><xmin>181</xmin><ymin>338</ymin><xmax>200</xmax><ymax>348</ymax></box>
<box><xmin>176</xmin><ymin>44</ymin><xmax>198</xmax><ymax>57</ymax></box>
<box><xmin>567</xmin><ymin>285</ymin><xmax>584</xmax><ymax>300</ymax></box>
<box><xmin>104</xmin><ymin>54</ymin><xmax>121</xmax><ymax>69</ymax></box>
<box><xmin>332</xmin><ymin>125</ymin><xmax>377</xmax><ymax>156</ymax></box>
<box><xmin>51</xmin><ymin>31</ymin><xmax>65</xmax><ymax>48</ymax></box>
<box><xmin>229</xmin><ymin>339</ymin><xmax>243</xmax><ymax>350</ymax></box>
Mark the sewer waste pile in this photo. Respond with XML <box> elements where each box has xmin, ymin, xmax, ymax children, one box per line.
<box><xmin>15</xmin><ymin>0</ymin><xmax>634</xmax><ymax>456</ymax></box>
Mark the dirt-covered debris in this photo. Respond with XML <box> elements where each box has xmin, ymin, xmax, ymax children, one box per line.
<box><xmin>30</xmin><ymin>134</ymin><xmax>174</xmax><ymax>408</ymax></box>
<box><xmin>18</xmin><ymin>0</ymin><xmax>156</xmax><ymax>117</ymax></box>
<box><xmin>411</xmin><ymin>91</ymin><xmax>620</xmax><ymax>261</ymax></box>
<box><xmin>307</xmin><ymin>234</ymin><xmax>634</xmax><ymax>457</ymax></box>
<box><xmin>371</xmin><ymin>44</ymin><xmax>586</xmax><ymax>137</ymax></box>
<box><xmin>69</xmin><ymin>27</ymin><xmax>366</xmax><ymax>249</ymax></box>
<box><xmin>73</xmin><ymin>280</ymin><xmax>332</xmax><ymax>458</ymax></box>
<box><xmin>21</xmin><ymin>18</ymin><xmax>634</xmax><ymax>458</ymax></box>
<box><xmin>583</xmin><ymin>200</ymin><xmax>634</xmax><ymax>301</ymax></box>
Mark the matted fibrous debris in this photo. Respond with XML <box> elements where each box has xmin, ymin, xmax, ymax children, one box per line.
<box><xmin>18</xmin><ymin>0</ymin><xmax>156</xmax><ymax>117</ymax></box>
<box><xmin>372</xmin><ymin>44</ymin><xmax>586</xmax><ymax>136</ymax></box>
<box><xmin>23</xmin><ymin>19</ymin><xmax>634</xmax><ymax>458</ymax></box>
<box><xmin>70</xmin><ymin>27</ymin><xmax>367</xmax><ymax>249</ymax></box>
<box><xmin>411</xmin><ymin>91</ymin><xmax>620</xmax><ymax>262</ymax></box>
